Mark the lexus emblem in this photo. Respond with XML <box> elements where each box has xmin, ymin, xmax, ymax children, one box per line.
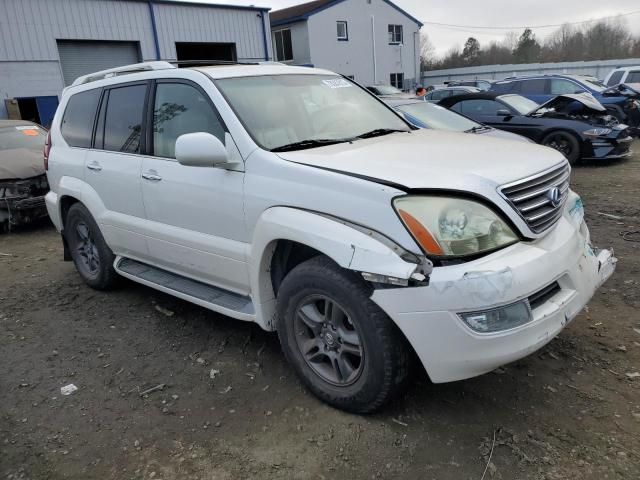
<box><xmin>547</xmin><ymin>187</ymin><xmax>562</xmax><ymax>207</ymax></box>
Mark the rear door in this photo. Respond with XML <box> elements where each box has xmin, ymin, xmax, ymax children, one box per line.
<box><xmin>84</xmin><ymin>82</ymin><xmax>149</xmax><ymax>258</ymax></box>
<box><xmin>139</xmin><ymin>79</ymin><xmax>249</xmax><ymax>293</ymax></box>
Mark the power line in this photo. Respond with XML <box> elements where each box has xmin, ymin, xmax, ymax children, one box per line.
<box><xmin>422</xmin><ymin>9</ymin><xmax>640</xmax><ymax>31</ymax></box>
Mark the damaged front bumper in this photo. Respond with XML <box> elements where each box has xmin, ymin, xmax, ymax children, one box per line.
<box><xmin>371</xmin><ymin>193</ymin><xmax>616</xmax><ymax>383</ymax></box>
<box><xmin>0</xmin><ymin>176</ymin><xmax>50</xmax><ymax>229</ymax></box>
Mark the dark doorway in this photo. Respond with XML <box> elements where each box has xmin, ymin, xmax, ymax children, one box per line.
<box><xmin>175</xmin><ymin>42</ymin><xmax>237</xmax><ymax>63</ymax></box>
<box><xmin>16</xmin><ymin>98</ymin><xmax>39</xmax><ymax>124</ymax></box>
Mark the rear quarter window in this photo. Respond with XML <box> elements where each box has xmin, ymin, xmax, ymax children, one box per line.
<box><xmin>60</xmin><ymin>89</ymin><xmax>101</xmax><ymax>148</ymax></box>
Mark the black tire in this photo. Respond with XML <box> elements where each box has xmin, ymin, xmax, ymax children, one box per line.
<box><xmin>64</xmin><ymin>203</ymin><xmax>118</xmax><ymax>290</ymax></box>
<box><xmin>276</xmin><ymin>256</ymin><xmax>411</xmax><ymax>413</ymax></box>
<box><xmin>541</xmin><ymin>131</ymin><xmax>581</xmax><ymax>165</ymax></box>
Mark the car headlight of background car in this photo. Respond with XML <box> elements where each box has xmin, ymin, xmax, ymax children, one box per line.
<box><xmin>583</xmin><ymin>128</ymin><xmax>612</xmax><ymax>138</ymax></box>
<box><xmin>394</xmin><ymin>196</ymin><xmax>518</xmax><ymax>257</ymax></box>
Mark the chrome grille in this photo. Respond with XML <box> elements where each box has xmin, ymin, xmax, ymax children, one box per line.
<box><xmin>500</xmin><ymin>163</ymin><xmax>571</xmax><ymax>234</ymax></box>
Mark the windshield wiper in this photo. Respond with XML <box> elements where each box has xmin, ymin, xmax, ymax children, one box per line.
<box><xmin>465</xmin><ymin>125</ymin><xmax>492</xmax><ymax>133</ymax></box>
<box><xmin>271</xmin><ymin>138</ymin><xmax>350</xmax><ymax>152</ymax></box>
<box><xmin>356</xmin><ymin>128</ymin><xmax>408</xmax><ymax>139</ymax></box>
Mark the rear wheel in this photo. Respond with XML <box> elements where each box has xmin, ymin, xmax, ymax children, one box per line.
<box><xmin>276</xmin><ymin>256</ymin><xmax>411</xmax><ymax>413</ymax></box>
<box><xmin>65</xmin><ymin>203</ymin><xmax>118</xmax><ymax>290</ymax></box>
<box><xmin>542</xmin><ymin>131</ymin><xmax>581</xmax><ymax>165</ymax></box>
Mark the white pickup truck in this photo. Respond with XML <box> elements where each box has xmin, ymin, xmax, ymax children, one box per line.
<box><xmin>45</xmin><ymin>62</ymin><xmax>615</xmax><ymax>412</ymax></box>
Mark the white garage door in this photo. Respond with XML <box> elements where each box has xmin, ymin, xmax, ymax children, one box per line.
<box><xmin>57</xmin><ymin>40</ymin><xmax>141</xmax><ymax>86</ymax></box>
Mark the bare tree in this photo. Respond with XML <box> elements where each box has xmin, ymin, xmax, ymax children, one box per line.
<box><xmin>420</xmin><ymin>32</ymin><xmax>436</xmax><ymax>71</ymax></box>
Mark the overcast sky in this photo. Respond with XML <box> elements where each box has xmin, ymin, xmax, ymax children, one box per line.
<box><xmin>183</xmin><ymin>0</ymin><xmax>640</xmax><ymax>56</ymax></box>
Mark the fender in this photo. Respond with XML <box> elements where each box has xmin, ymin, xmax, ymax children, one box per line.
<box><xmin>249</xmin><ymin>207</ymin><xmax>430</xmax><ymax>330</ymax></box>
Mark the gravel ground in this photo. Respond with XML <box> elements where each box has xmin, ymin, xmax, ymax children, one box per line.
<box><xmin>1</xmin><ymin>143</ymin><xmax>639</xmax><ymax>480</ymax></box>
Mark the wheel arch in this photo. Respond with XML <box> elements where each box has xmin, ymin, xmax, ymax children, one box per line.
<box><xmin>249</xmin><ymin>207</ymin><xmax>423</xmax><ymax>331</ymax></box>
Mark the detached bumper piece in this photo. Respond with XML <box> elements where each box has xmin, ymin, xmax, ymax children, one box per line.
<box><xmin>0</xmin><ymin>176</ymin><xmax>49</xmax><ymax>230</ymax></box>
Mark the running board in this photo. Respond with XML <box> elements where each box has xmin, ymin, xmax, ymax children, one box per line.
<box><xmin>114</xmin><ymin>257</ymin><xmax>255</xmax><ymax>320</ymax></box>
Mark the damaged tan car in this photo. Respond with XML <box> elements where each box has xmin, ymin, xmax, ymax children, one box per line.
<box><xmin>0</xmin><ymin>120</ymin><xmax>50</xmax><ymax>232</ymax></box>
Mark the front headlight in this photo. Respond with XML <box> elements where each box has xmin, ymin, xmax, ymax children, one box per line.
<box><xmin>583</xmin><ymin>128</ymin><xmax>612</xmax><ymax>137</ymax></box>
<box><xmin>394</xmin><ymin>196</ymin><xmax>518</xmax><ymax>257</ymax></box>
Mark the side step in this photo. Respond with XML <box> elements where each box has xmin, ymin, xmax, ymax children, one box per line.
<box><xmin>115</xmin><ymin>257</ymin><xmax>255</xmax><ymax>320</ymax></box>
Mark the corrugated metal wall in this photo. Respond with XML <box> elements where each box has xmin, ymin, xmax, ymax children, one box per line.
<box><xmin>421</xmin><ymin>58</ymin><xmax>640</xmax><ymax>85</ymax></box>
<box><xmin>0</xmin><ymin>0</ymin><xmax>272</xmax><ymax>119</ymax></box>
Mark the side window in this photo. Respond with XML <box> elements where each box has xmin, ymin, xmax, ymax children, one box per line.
<box><xmin>518</xmin><ymin>79</ymin><xmax>547</xmax><ymax>94</ymax></box>
<box><xmin>459</xmin><ymin>99</ymin><xmax>503</xmax><ymax>115</ymax></box>
<box><xmin>626</xmin><ymin>71</ymin><xmax>640</xmax><ymax>83</ymax></box>
<box><xmin>60</xmin><ymin>89</ymin><xmax>101</xmax><ymax>148</ymax></box>
<box><xmin>430</xmin><ymin>90</ymin><xmax>451</xmax><ymax>101</ymax></box>
<box><xmin>550</xmin><ymin>79</ymin><xmax>583</xmax><ymax>95</ymax></box>
<box><xmin>152</xmin><ymin>82</ymin><xmax>225</xmax><ymax>159</ymax></box>
<box><xmin>607</xmin><ymin>70</ymin><xmax>625</xmax><ymax>86</ymax></box>
<box><xmin>103</xmin><ymin>84</ymin><xmax>147</xmax><ymax>154</ymax></box>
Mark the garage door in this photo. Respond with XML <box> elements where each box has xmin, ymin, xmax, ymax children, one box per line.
<box><xmin>57</xmin><ymin>40</ymin><xmax>141</xmax><ymax>86</ymax></box>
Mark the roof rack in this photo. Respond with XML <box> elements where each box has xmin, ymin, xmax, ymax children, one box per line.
<box><xmin>71</xmin><ymin>61</ymin><xmax>175</xmax><ymax>86</ymax></box>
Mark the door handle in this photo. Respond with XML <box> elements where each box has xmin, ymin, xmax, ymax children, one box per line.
<box><xmin>141</xmin><ymin>171</ymin><xmax>162</xmax><ymax>182</ymax></box>
<box><xmin>87</xmin><ymin>162</ymin><xmax>102</xmax><ymax>171</ymax></box>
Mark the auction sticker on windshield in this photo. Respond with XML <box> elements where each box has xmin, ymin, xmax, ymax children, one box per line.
<box><xmin>322</xmin><ymin>78</ymin><xmax>352</xmax><ymax>89</ymax></box>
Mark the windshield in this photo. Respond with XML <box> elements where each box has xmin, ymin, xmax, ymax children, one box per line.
<box><xmin>374</xmin><ymin>85</ymin><xmax>403</xmax><ymax>95</ymax></box>
<box><xmin>216</xmin><ymin>75</ymin><xmax>410</xmax><ymax>151</ymax></box>
<box><xmin>396</xmin><ymin>102</ymin><xmax>479</xmax><ymax>131</ymax></box>
<box><xmin>498</xmin><ymin>95</ymin><xmax>539</xmax><ymax>115</ymax></box>
<box><xmin>0</xmin><ymin>125</ymin><xmax>46</xmax><ymax>152</ymax></box>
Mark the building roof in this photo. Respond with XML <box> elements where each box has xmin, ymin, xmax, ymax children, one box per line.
<box><xmin>132</xmin><ymin>0</ymin><xmax>270</xmax><ymax>12</ymax></box>
<box><xmin>271</xmin><ymin>0</ymin><xmax>422</xmax><ymax>27</ymax></box>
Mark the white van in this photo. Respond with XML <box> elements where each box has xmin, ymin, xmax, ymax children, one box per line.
<box><xmin>45</xmin><ymin>61</ymin><xmax>615</xmax><ymax>412</ymax></box>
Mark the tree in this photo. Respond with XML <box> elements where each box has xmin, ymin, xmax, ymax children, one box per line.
<box><xmin>420</xmin><ymin>32</ymin><xmax>436</xmax><ymax>71</ymax></box>
<box><xmin>513</xmin><ymin>28</ymin><xmax>541</xmax><ymax>63</ymax></box>
<box><xmin>462</xmin><ymin>37</ymin><xmax>481</xmax><ymax>65</ymax></box>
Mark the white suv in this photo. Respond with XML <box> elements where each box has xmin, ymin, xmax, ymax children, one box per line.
<box><xmin>45</xmin><ymin>61</ymin><xmax>616</xmax><ymax>413</ymax></box>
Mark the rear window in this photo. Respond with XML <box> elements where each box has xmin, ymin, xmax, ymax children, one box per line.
<box><xmin>0</xmin><ymin>125</ymin><xmax>46</xmax><ymax>151</ymax></box>
<box><xmin>607</xmin><ymin>70</ymin><xmax>625</xmax><ymax>86</ymax></box>
<box><xmin>60</xmin><ymin>89</ymin><xmax>101</xmax><ymax>148</ymax></box>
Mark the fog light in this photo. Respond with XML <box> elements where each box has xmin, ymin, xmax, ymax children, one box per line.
<box><xmin>459</xmin><ymin>301</ymin><xmax>532</xmax><ymax>333</ymax></box>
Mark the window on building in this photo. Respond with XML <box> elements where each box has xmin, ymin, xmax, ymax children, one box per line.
<box><xmin>273</xmin><ymin>29</ymin><xmax>293</xmax><ymax>62</ymax></box>
<box><xmin>388</xmin><ymin>25</ymin><xmax>403</xmax><ymax>44</ymax></box>
<box><xmin>390</xmin><ymin>73</ymin><xmax>404</xmax><ymax>89</ymax></box>
<box><xmin>60</xmin><ymin>89</ymin><xmax>101</xmax><ymax>148</ymax></box>
<box><xmin>102</xmin><ymin>84</ymin><xmax>147</xmax><ymax>154</ymax></box>
<box><xmin>337</xmin><ymin>21</ymin><xmax>348</xmax><ymax>41</ymax></box>
<box><xmin>152</xmin><ymin>82</ymin><xmax>225</xmax><ymax>159</ymax></box>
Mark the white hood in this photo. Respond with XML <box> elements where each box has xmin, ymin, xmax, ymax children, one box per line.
<box><xmin>276</xmin><ymin>129</ymin><xmax>566</xmax><ymax>190</ymax></box>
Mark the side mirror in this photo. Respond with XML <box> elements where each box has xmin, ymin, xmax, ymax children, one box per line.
<box><xmin>496</xmin><ymin>109</ymin><xmax>512</xmax><ymax>117</ymax></box>
<box><xmin>175</xmin><ymin>132</ymin><xmax>228</xmax><ymax>168</ymax></box>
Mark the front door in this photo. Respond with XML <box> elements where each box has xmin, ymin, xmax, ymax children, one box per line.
<box><xmin>84</xmin><ymin>82</ymin><xmax>149</xmax><ymax>259</ymax></box>
<box><xmin>139</xmin><ymin>80</ymin><xmax>249</xmax><ymax>293</ymax></box>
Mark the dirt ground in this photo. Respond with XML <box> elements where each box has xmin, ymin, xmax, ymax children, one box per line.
<box><xmin>2</xmin><ymin>144</ymin><xmax>640</xmax><ymax>480</ymax></box>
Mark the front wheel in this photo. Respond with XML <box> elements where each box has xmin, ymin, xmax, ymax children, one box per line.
<box><xmin>541</xmin><ymin>131</ymin><xmax>581</xmax><ymax>165</ymax></box>
<box><xmin>276</xmin><ymin>256</ymin><xmax>411</xmax><ymax>413</ymax></box>
<box><xmin>65</xmin><ymin>203</ymin><xmax>118</xmax><ymax>290</ymax></box>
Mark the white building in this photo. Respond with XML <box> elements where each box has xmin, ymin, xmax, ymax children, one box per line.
<box><xmin>270</xmin><ymin>0</ymin><xmax>422</xmax><ymax>90</ymax></box>
<box><xmin>0</xmin><ymin>0</ymin><xmax>272</xmax><ymax>127</ymax></box>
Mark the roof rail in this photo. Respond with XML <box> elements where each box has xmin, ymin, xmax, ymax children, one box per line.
<box><xmin>71</xmin><ymin>61</ymin><xmax>176</xmax><ymax>86</ymax></box>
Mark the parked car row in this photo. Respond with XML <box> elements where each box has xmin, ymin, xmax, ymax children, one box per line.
<box><xmin>40</xmin><ymin>61</ymin><xmax>617</xmax><ymax>414</ymax></box>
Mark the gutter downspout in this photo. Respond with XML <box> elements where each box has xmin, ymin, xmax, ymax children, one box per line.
<box><xmin>260</xmin><ymin>11</ymin><xmax>270</xmax><ymax>61</ymax></box>
<box><xmin>148</xmin><ymin>0</ymin><xmax>161</xmax><ymax>60</ymax></box>
<box><xmin>371</xmin><ymin>15</ymin><xmax>377</xmax><ymax>84</ymax></box>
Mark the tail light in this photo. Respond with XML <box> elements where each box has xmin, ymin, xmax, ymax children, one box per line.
<box><xmin>44</xmin><ymin>130</ymin><xmax>51</xmax><ymax>171</ymax></box>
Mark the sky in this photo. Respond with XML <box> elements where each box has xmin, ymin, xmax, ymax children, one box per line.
<box><xmin>180</xmin><ymin>0</ymin><xmax>640</xmax><ymax>57</ymax></box>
